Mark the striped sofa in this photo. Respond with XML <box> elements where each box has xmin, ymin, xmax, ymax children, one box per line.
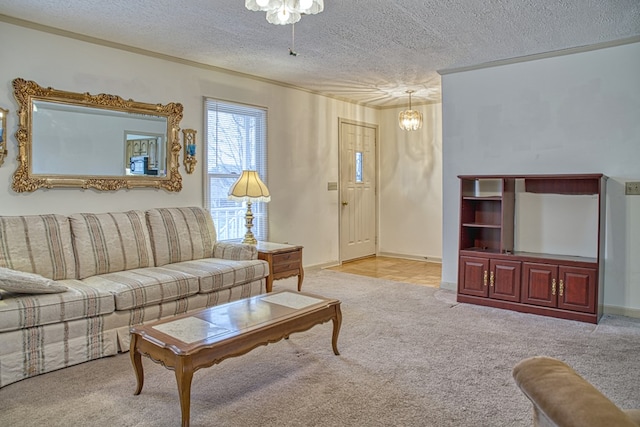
<box><xmin>0</xmin><ymin>207</ymin><xmax>269</xmax><ymax>388</ymax></box>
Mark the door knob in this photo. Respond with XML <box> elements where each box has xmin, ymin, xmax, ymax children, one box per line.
<box><xmin>342</xmin><ymin>201</ymin><xmax>348</xmax><ymax>206</ymax></box>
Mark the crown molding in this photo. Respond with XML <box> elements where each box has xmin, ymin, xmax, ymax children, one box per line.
<box><xmin>438</xmin><ymin>36</ymin><xmax>640</xmax><ymax>75</ymax></box>
<box><xmin>0</xmin><ymin>14</ymin><xmax>384</xmax><ymax>109</ymax></box>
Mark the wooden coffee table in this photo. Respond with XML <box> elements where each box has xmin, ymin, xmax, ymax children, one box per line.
<box><xmin>129</xmin><ymin>291</ymin><xmax>342</xmax><ymax>427</ymax></box>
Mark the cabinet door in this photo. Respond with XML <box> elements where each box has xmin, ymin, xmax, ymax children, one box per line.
<box><xmin>458</xmin><ymin>256</ymin><xmax>489</xmax><ymax>297</ymax></box>
<box><xmin>521</xmin><ymin>262</ymin><xmax>558</xmax><ymax>308</ymax></box>
<box><xmin>489</xmin><ymin>259</ymin><xmax>521</xmax><ymax>302</ymax></box>
<box><xmin>558</xmin><ymin>266</ymin><xmax>597</xmax><ymax>313</ymax></box>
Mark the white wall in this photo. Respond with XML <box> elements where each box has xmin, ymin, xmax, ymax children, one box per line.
<box><xmin>0</xmin><ymin>21</ymin><xmax>379</xmax><ymax>269</ymax></box>
<box><xmin>441</xmin><ymin>42</ymin><xmax>640</xmax><ymax>313</ymax></box>
<box><xmin>378</xmin><ymin>103</ymin><xmax>443</xmax><ymax>261</ymax></box>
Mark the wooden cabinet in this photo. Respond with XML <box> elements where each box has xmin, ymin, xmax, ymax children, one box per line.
<box><xmin>459</xmin><ymin>256</ymin><xmax>521</xmax><ymax>302</ymax></box>
<box><xmin>457</xmin><ymin>174</ymin><xmax>606</xmax><ymax>323</ymax></box>
<box><xmin>522</xmin><ymin>263</ymin><xmax>597</xmax><ymax>313</ymax></box>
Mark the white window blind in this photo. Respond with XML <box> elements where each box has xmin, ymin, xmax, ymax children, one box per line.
<box><xmin>204</xmin><ymin>98</ymin><xmax>268</xmax><ymax>241</ymax></box>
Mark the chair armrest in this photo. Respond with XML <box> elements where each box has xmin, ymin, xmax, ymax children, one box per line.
<box><xmin>213</xmin><ymin>242</ymin><xmax>258</xmax><ymax>260</ymax></box>
<box><xmin>513</xmin><ymin>356</ymin><xmax>638</xmax><ymax>427</ymax></box>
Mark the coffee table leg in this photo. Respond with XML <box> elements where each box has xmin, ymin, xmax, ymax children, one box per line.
<box><xmin>175</xmin><ymin>357</ymin><xmax>194</xmax><ymax>427</ymax></box>
<box><xmin>130</xmin><ymin>333</ymin><xmax>144</xmax><ymax>395</ymax></box>
<box><xmin>331</xmin><ymin>304</ymin><xmax>342</xmax><ymax>355</ymax></box>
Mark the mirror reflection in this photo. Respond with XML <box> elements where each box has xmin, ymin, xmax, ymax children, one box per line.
<box><xmin>125</xmin><ymin>132</ymin><xmax>164</xmax><ymax>176</ymax></box>
<box><xmin>32</xmin><ymin>101</ymin><xmax>168</xmax><ymax>177</ymax></box>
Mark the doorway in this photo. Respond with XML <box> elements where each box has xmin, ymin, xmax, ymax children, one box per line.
<box><xmin>338</xmin><ymin>119</ymin><xmax>378</xmax><ymax>262</ymax></box>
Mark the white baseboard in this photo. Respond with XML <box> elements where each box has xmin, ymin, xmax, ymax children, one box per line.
<box><xmin>309</xmin><ymin>261</ymin><xmax>340</xmax><ymax>271</ymax></box>
<box><xmin>377</xmin><ymin>252</ymin><xmax>442</xmax><ymax>263</ymax></box>
<box><xmin>439</xmin><ymin>281</ymin><xmax>457</xmax><ymax>292</ymax></box>
<box><xmin>315</xmin><ymin>265</ymin><xmax>639</xmax><ymax>320</ymax></box>
<box><xmin>604</xmin><ymin>304</ymin><xmax>640</xmax><ymax>319</ymax></box>
<box><xmin>436</xmin><ymin>285</ymin><xmax>640</xmax><ymax>319</ymax></box>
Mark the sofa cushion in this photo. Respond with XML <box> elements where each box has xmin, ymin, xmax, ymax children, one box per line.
<box><xmin>81</xmin><ymin>267</ymin><xmax>200</xmax><ymax>310</ymax></box>
<box><xmin>161</xmin><ymin>258</ymin><xmax>269</xmax><ymax>293</ymax></box>
<box><xmin>0</xmin><ymin>280</ymin><xmax>115</xmax><ymax>333</ymax></box>
<box><xmin>0</xmin><ymin>214</ymin><xmax>76</xmax><ymax>280</ymax></box>
<box><xmin>0</xmin><ymin>267</ymin><xmax>68</xmax><ymax>294</ymax></box>
<box><xmin>70</xmin><ymin>211</ymin><xmax>155</xmax><ymax>279</ymax></box>
<box><xmin>146</xmin><ymin>207</ymin><xmax>217</xmax><ymax>267</ymax></box>
<box><xmin>213</xmin><ymin>242</ymin><xmax>258</xmax><ymax>260</ymax></box>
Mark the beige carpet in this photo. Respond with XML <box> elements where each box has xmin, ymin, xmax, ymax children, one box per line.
<box><xmin>1</xmin><ymin>270</ymin><xmax>639</xmax><ymax>427</ymax></box>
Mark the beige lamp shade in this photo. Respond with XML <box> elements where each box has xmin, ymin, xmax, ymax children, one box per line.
<box><xmin>228</xmin><ymin>170</ymin><xmax>271</xmax><ymax>202</ymax></box>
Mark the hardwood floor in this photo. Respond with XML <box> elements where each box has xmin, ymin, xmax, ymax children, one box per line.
<box><xmin>327</xmin><ymin>256</ymin><xmax>442</xmax><ymax>287</ymax></box>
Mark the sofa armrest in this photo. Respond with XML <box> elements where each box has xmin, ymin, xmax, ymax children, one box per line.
<box><xmin>213</xmin><ymin>242</ymin><xmax>258</xmax><ymax>260</ymax></box>
<box><xmin>513</xmin><ymin>356</ymin><xmax>639</xmax><ymax>427</ymax></box>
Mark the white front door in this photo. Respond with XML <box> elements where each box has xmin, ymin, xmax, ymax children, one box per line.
<box><xmin>339</xmin><ymin>119</ymin><xmax>377</xmax><ymax>262</ymax></box>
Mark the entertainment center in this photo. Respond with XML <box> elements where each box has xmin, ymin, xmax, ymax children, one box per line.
<box><xmin>457</xmin><ymin>174</ymin><xmax>607</xmax><ymax>323</ymax></box>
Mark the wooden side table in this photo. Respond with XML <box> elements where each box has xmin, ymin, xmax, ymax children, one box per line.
<box><xmin>256</xmin><ymin>242</ymin><xmax>304</xmax><ymax>292</ymax></box>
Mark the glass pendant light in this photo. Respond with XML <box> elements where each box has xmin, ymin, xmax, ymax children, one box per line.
<box><xmin>398</xmin><ymin>90</ymin><xmax>423</xmax><ymax>131</ymax></box>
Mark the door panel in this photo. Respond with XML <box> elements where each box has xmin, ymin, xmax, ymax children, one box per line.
<box><xmin>459</xmin><ymin>256</ymin><xmax>489</xmax><ymax>297</ymax></box>
<box><xmin>489</xmin><ymin>259</ymin><xmax>521</xmax><ymax>302</ymax></box>
<box><xmin>522</xmin><ymin>262</ymin><xmax>557</xmax><ymax>307</ymax></box>
<box><xmin>339</xmin><ymin>121</ymin><xmax>377</xmax><ymax>261</ymax></box>
<box><xmin>558</xmin><ymin>267</ymin><xmax>596</xmax><ymax>313</ymax></box>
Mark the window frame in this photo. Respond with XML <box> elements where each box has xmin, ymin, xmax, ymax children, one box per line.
<box><xmin>203</xmin><ymin>98</ymin><xmax>268</xmax><ymax>242</ymax></box>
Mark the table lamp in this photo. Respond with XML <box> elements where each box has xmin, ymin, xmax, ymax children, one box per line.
<box><xmin>228</xmin><ymin>170</ymin><xmax>271</xmax><ymax>244</ymax></box>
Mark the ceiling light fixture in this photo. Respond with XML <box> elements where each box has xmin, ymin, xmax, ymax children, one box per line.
<box><xmin>398</xmin><ymin>90</ymin><xmax>423</xmax><ymax>131</ymax></box>
<box><xmin>245</xmin><ymin>0</ymin><xmax>324</xmax><ymax>25</ymax></box>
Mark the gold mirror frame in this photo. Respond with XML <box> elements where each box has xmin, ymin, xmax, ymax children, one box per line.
<box><xmin>11</xmin><ymin>78</ymin><xmax>183</xmax><ymax>192</ymax></box>
<box><xmin>0</xmin><ymin>107</ymin><xmax>7</xmax><ymax>167</ymax></box>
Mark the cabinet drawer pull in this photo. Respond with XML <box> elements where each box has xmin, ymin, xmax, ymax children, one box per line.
<box><xmin>489</xmin><ymin>271</ymin><xmax>494</xmax><ymax>287</ymax></box>
<box><xmin>483</xmin><ymin>270</ymin><xmax>488</xmax><ymax>287</ymax></box>
<box><xmin>552</xmin><ymin>278</ymin><xmax>556</xmax><ymax>296</ymax></box>
<box><xmin>559</xmin><ymin>279</ymin><xmax>564</xmax><ymax>297</ymax></box>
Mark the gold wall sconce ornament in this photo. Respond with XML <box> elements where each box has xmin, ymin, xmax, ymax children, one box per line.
<box><xmin>0</xmin><ymin>107</ymin><xmax>7</xmax><ymax>166</ymax></box>
<box><xmin>182</xmin><ymin>129</ymin><xmax>197</xmax><ymax>174</ymax></box>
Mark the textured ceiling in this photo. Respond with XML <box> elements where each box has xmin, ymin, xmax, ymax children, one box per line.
<box><xmin>1</xmin><ymin>0</ymin><xmax>639</xmax><ymax>107</ymax></box>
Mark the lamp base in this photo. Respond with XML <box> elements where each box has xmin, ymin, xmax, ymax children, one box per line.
<box><xmin>242</xmin><ymin>201</ymin><xmax>258</xmax><ymax>245</ymax></box>
<box><xmin>242</xmin><ymin>232</ymin><xmax>257</xmax><ymax>245</ymax></box>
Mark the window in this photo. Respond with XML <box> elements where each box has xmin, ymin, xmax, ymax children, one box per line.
<box><xmin>355</xmin><ymin>151</ymin><xmax>363</xmax><ymax>183</ymax></box>
<box><xmin>205</xmin><ymin>99</ymin><xmax>268</xmax><ymax>241</ymax></box>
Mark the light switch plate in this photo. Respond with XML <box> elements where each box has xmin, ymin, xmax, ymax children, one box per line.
<box><xmin>625</xmin><ymin>182</ymin><xmax>640</xmax><ymax>195</ymax></box>
<box><xmin>327</xmin><ymin>182</ymin><xmax>338</xmax><ymax>191</ymax></box>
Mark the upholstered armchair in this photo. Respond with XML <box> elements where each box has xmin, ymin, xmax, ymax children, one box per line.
<box><xmin>513</xmin><ymin>356</ymin><xmax>640</xmax><ymax>427</ymax></box>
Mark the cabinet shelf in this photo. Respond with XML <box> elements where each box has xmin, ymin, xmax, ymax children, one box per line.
<box><xmin>462</xmin><ymin>196</ymin><xmax>502</xmax><ymax>201</ymax></box>
<box><xmin>462</xmin><ymin>223</ymin><xmax>502</xmax><ymax>229</ymax></box>
<box><xmin>459</xmin><ymin>248</ymin><xmax>597</xmax><ymax>268</ymax></box>
<box><xmin>457</xmin><ymin>174</ymin><xmax>606</xmax><ymax>324</ymax></box>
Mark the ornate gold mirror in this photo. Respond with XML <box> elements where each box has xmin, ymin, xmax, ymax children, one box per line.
<box><xmin>12</xmin><ymin>78</ymin><xmax>183</xmax><ymax>192</ymax></box>
<box><xmin>0</xmin><ymin>107</ymin><xmax>7</xmax><ymax>166</ymax></box>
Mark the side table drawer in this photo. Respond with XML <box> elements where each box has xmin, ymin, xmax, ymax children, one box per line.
<box><xmin>272</xmin><ymin>262</ymin><xmax>300</xmax><ymax>274</ymax></box>
<box><xmin>273</xmin><ymin>251</ymin><xmax>302</xmax><ymax>265</ymax></box>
